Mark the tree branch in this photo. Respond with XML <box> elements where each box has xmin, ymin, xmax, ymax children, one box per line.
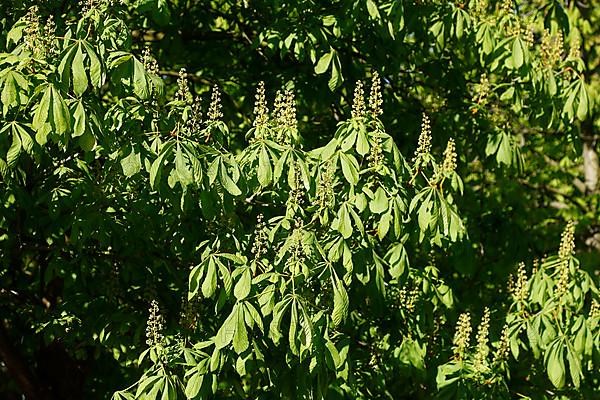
<box><xmin>0</xmin><ymin>322</ymin><xmax>48</xmax><ymax>400</ymax></box>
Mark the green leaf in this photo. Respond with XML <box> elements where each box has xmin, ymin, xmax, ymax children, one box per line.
<box><xmin>233</xmin><ymin>306</ymin><xmax>248</xmax><ymax>353</ymax></box>
<box><xmin>257</xmin><ymin>145</ymin><xmax>272</xmax><ymax>187</ymax></box>
<box><xmin>325</xmin><ymin>340</ymin><xmax>341</xmax><ymax>370</ymax></box>
<box><xmin>339</xmin><ymin>153</ymin><xmax>359</xmax><ymax>185</ymax></box>
<box><xmin>314</xmin><ymin>50</ymin><xmax>333</xmax><ymax>74</ymax></box>
<box><xmin>356</xmin><ymin>126</ymin><xmax>369</xmax><ymax>156</ymax></box>
<box><xmin>150</xmin><ymin>142</ymin><xmax>174</xmax><ymax>189</ymax></box>
<box><xmin>576</xmin><ymin>81</ymin><xmax>588</xmax><ymax>121</ymax></box>
<box><xmin>269</xmin><ymin>299</ymin><xmax>290</xmax><ymax>344</ymax></box>
<box><xmin>496</xmin><ymin>133</ymin><xmax>512</xmax><ymax>165</ymax></box>
<box><xmin>79</xmin><ymin>131</ymin><xmax>96</xmax><ymax>151</ymax></box>
<box><xmin>82</xmin><ymin>41</ymin><xmax>103</xmax><ymax>88</ymax></box>
<box><xmin>58</xmin><ymin>44</ymin><xmax>78</xmax><ymax>90</ymax></box>
<box><xmin>133</xmin><ymin>57</ymin><xmax>150</xmax><ymax>99</ymax></box>
<box><xmin>72</xmin><ymin>43</ymin><xmax>88</xmax><ymax>96</ymax></box>
<box><xmin>6</xmin><ymin>131</ymin><xmax>21</xmax><ymax>167</ymax></box>
<box><xmin>201</xmin><ymin>258</ymin><xmax>217</xmax><ymax>298</ymax></box>
<box><xmin>32</xmin><ymin>86</ymin><xmax>51</xmax><ymax>144</ymax></box>
<box><xmin>1</xmin><ymin>71</ymin><xmax>18</xmax><ymax>112</ymax></box>
<box><xmin>547</xmin><ymin>344</ymin><xmax>565</xmax><ymax>389</ymax></box>
<box><xmin>288</xmin><ymin>301</ymin><xmax>299</xmax><ymax>355</ymax></box>
<box><xmin>512</xmin><ymin>37</ymin><xmax>524</xmax><ymax>69</ymax></box>
<box><xmin>336</xmin><ymin>204</ymin><xmax>353</xmax><ymax>239</ymax></box>
<box><xmin>185</xmin><ymin>372</ymin><xmax>203</xmax><ymax>399</ymax></box>
<box><xmin>14</xmin><ymin>124</ymin><xmax>33</xmax><ymax>155</ymax></box>
<box><xmin>234</xmin><ymin>268</ymin><xmax>251</xmax><ymax>300</ymax></box>
<box><xmin>219</xmin><ymin>164</ymin><xmax>242</xmax><ymax>196</ymax></box>
<box><xmin>378</xmin><ymin>212</ymin><xmax>392</xmax><ymax>240</ymax></box>
<box><xmin>188</xmin><ymin>264</ymin><xmax>203</xmax><ymax>300</ymax></box>
<box><xmin>328</xmin><ymin>53</ymin><xmax>343</xmax><ymax>91</ymax></box>
<box><xmin>370</xmin><ymin>187</ymin><xmax>389</xmax><ymax>214</ymax></box>
<box><xmin>175</xmin><ymin>146</ymin><xmax>193</xmax><ymax>187</ymax></box>
<box><xmin>121</xmin><ymin>149</ymin><xmax>142</xmax><ymax>177</ymax></box>
<box><xmin>331</xmin><ymin>277</ymin><xmax>349</xmax><ymax>326</ymax></box>
<box><xmin>73</xmin><ymin>101</ymin><xmax>87</xmax><ymax>137</ymax></box>
<box><xmin>567</xmin><ymin>345</ymin><xmax>582</xmax><ymax>388</ymax></box>
<box><xmin>215</xmin><ymin>305</ymin><xmax>238</xmax><ymax>349</ymax></box>
<box><xmin>50</xmin><ymin>86</ymin><xmax>71</xmax><ymax>135</ymax></box>
<box><xmin>366</xmin><ymin>0</ymin><xmax>380</xmax><ymax>19</ymax></box>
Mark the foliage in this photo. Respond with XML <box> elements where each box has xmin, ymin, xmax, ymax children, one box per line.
<box><xmin>0</xmin><ymin>0</ymin><xmax>598</xmax><ymax>399</ymax></box>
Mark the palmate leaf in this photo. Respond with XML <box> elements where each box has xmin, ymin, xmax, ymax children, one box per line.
<box><xmin>331</xmin><ymin>275</ymin><xmax>348</xmax><ymax>327</ymax></box>
<box><xmin>108</xmin><ymin>51</ymin><xmax>152</xmax><ymax>99</ymax></box>
<box><xmin>32</xmin><ymin>85</ymin><xmax>71</xmax><ymax>144</ymax></box>
<box><xmin>60</xmin><ymin>40</ymin><xmax>104</xmax><ymax>95</ymax></box>
<box><xmin>0</xmin><ymin>69</ymin><xmax>30</xmax><ymax>114</ymax></box>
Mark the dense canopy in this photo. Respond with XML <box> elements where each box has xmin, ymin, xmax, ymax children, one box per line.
<box><xmin>0</xmin><ymin>0</ymin><xmax>599</xmax><ymax>399</ymax></box>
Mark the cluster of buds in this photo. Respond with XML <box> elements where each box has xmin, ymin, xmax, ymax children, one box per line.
<box><xmin>183</xmin><ymin>97</ymin><xmax>202</xmax><ymax>136</ymax></box>
<box><xmin>142</xmin><ymin>47</ymin><xmax>159</xmax><ymax>75</ymax></box>
<box><xmin>273</xmin><ymin>89</ymin><xmax>298</xmax><ymax>144</ymax></box>
<box><xmin>81</xmin><ymin>0</ymin><xmax>124</xmax><ymax>13</ymax></box>
<box><xmin>251</xmin><ymin>214</ymin><xmax>269</xmax><ymax>260</ymax></box>
<box><xmin>351</xmin><ymin>81</ymin><xmax>366</xmax><ymax>119</ymax></box>
<box><xmin>367</xmin><ymin>134</ymin><xmax>384</xmax><ymax>171</ymax></box>
<box><xmin>541</xmin><ymin>29</ymin><xmax>564</xmax><ymax>68</ymax></box>
<box><xmin>253</xmin><ymin>81</ymin><xmax>269</xmax><ymax>128</ymax></box>
<box><xmin>23</xmin><ymin>7</ymin><xmax>55</xmax><ymax>59</ymax></box>
<box><xmin>569</xmin><ymin>36</ymin><xmax>581</xmax><ymax>59</ymax></box>
<box><xmin>412</xmin><ymin>113</ymin><xmax>432</xmax><ymax>164</ymax></box>
<box><xmin>532</xmin><ymin>258</ymin><xmax>540</xmax><ymax>275</ymax></box>
<box><xmin>273</xmin><ymin>91</ymin><xmax>286</xmax><ymax>123</ymax></box>
<box><xmin>522</xmin><ymin>24</ymin><xmax>535</xmax><ymax>47</ymax></box>
<box><xmin>287</xmin><ymin>163</ymin><xmax>304</xmax><ymax>206</ymax></box>
<box><xmin>508</xmin><ymin>262</ymin><xmax>529</xmax><ymax>302</ymax></box>
<box><xmin>315</xmin><ymin>162</ymin><xmax>335</xmax><ymax>209</ymax></box>
<box><xmin>493</xmin><ymin>324</ymin><xmax>510</xmax><ymax>363</ymax></box>
<box><xmin>504</xmin><ymin>23</ymin><xmax>520</xmax><ymax>38</ymax></box>
<box><xmin>80</xmin><ymin>0</ymin><xmax>98</xmax><ymax>14</ymax></box>
<box><xmin>555</xmin><ymin>260</ymin><xmax>570</xmax><ymax>297</ymax></box>
<box><xmin>283</xmin><ymin>90</ymin><xmax>297</xmax><ymax>130</ymax></box>
<box><xmin>175</xmin><ymin>68</ymin><xmax>192</xmax><ymax>104</ymax></box>
<box><xmin>473</xmin><ymin>307</ymin><xmax>490</xmax><ymax>372</ymax></box>
<box><xmin>590</xmin><ymin>300</ymin><xmax>600</xmax><ymax>319</ymax></box>
<box><xmin>453</xmin><ymin>312</ymin><xmax>472</xmax><ymax>359</ymax></box>
<box><xmin>397</xmin><ymin>286</ymin><xmax>420</xmax><ymax>313</ymax></box>
<box><xmin>369</xmin><ymin>72</ymin><xmax>383</xmax><ymax>118</ymax></box>
<box><xmin>286</xmin><ymin>220</ymin><xmax>310</xmax><ymax>274</ymax></box>
<box><xmin>500</xmin><ymin>0</ymin><xmax>513</xmax><ymax>15</ymax></box>
<box><xmin>470</xmin><ymin>0</ymin><xmax>488</xmax><ymax>20</ymax></box>
<box><xmin>472</xmin><ymin>74</ymin><xmax>490</xmax><ymax>106</ymax></box>
<box><xmin>558</xmin><ymin>221</ymin><xmax>575</xmax><ymax>260</ymax></box>
<box><xmin>442</xmin><ymin>138</ymin><xmax>457</xmax><ymax>174</ymax></box>
<box><xmin>179</xmin><ymin>295</ymin><xmax>199</xmax><ymax>331</ymax></box>
<box><xmin>207</xmin><ymin>85</ymin><xmax>223</xmax><ymax>123</ymax></box>
<box><xmin>145</xmin><ymin>300</ymin><xmax>165</xmax><ymax>347</ymax></box>
<box><xmin>555</xmin><ymin>221</ymin><xmax>575</xmax><ymax>297</ymax></box>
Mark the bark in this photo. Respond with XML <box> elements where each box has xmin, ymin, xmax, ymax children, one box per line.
<box><xmin>0</xmin><ymin>322</ymin><xmax>47</xmax><ymax>400</ymax></box>
<box><xmin>583</xmin><ymin>136</ymin><xmax>599</xmax><ymax>193</ymax></box>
